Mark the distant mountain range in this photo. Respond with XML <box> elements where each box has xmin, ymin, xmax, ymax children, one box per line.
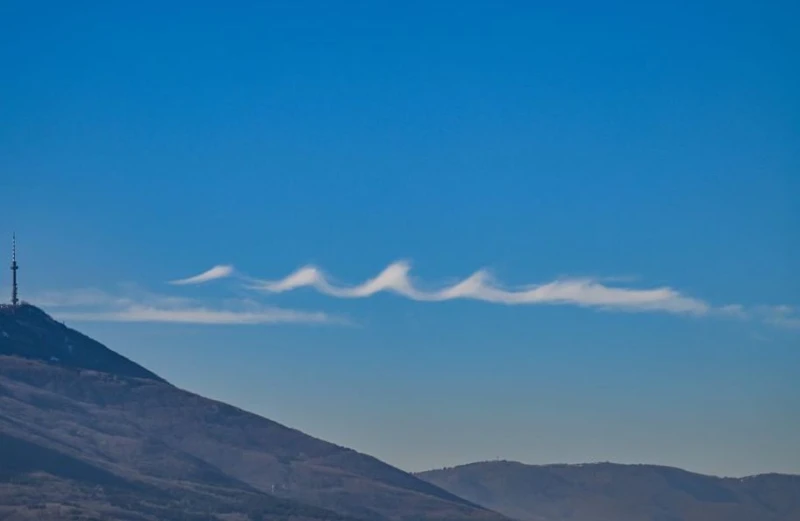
<box><xmin>416</xmin><ymin>461</ymin><xmax>800</xmax><ymax>521</ymax></box>
<box><xmin>1</xmin><ymin>304</ymin><xmax>797</xmax><ymax>521</ymax></box>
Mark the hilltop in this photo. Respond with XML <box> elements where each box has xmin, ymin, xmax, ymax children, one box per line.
<box><xmin>0</xmin><ymin>303</ymin><xmax>164</xmax><ymax>382</ymax></box>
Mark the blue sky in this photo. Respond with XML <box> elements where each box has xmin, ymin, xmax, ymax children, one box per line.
<box><xmin>1</xmin><ymin>1</ymin><xmax>798</xmax><ymax>476</ymax></box>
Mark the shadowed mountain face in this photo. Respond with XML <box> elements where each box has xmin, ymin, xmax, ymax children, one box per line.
<box><xmin>0</xmin><ymin>305</ymin><xmax>505</xmax><ymax>521</ymax></box>
<box><xmin>416</xmin><ymin>461</ymin><xmax>800</xmax><ymax>521</ymax></box>
<box><xmin>0</xmin><ymin>304</ymin><xmax>164</xmax><ymax>382</ymax></box>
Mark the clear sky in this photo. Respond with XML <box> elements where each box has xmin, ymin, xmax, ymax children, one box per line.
<box><xmin>1</xmin><ymin>1</ymin><xmax>798</xmax><ymax>477</ymax></box>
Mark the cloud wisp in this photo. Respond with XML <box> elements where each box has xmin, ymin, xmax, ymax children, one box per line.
<box><xmin>170</xmin><ymin>265</ymin><xmax>235</xmax><ymax>285</ymax></box>
<box><xmin>755</xmin><ymin>305</ymin><xmax>800</xmax><ymax>330</ymax></box>
<box><xmin>54</xmin><ymin>305</ymin><xmax>335</xmax><ymax>325</ymax></box>
<box><xmin>31</xmin><ymin>287</ymin><xmax>343</xmax><ymax>326</ymax></box>
<box><xmin>243</xmin><ymin>261</ymin><xmax>710</xmax><ymax>315</ymax></box>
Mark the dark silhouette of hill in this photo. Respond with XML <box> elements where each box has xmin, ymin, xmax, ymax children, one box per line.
<box><xmin>0</xmin><ymin>304</ymin><xmax>506</xmax><ymax>521</ymax></box>
<box><xmin>416</xmin><ymin>460</ymin><xmax>800</xmax><ymax>521</ymax></box>
<box><xmin>0</xmin><ymin>304</ymin><xmax>164</xmax><ymax>382</ymax></box>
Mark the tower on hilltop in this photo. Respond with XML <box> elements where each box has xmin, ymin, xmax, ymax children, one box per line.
<box><xmin>11</xmin><ymin>233</ymin><xmax>19</xmax><ymax>307</ymax></box>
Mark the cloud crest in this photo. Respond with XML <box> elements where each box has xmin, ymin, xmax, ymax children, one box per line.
<box><xmin>170</xmin><ymin>265</ymin><xmax>234</xmax><ymax>285</ymax></box>
<box><xmin>248</xmin><ymin>261</ymin><xmax>710</xmax><ymax>315</ymax></box>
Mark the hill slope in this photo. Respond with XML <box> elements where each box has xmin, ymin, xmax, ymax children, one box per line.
<box><xmin>0</xmin><ymin>304</ymin><xmax>505</xmax><ymax>521</ymax></box>
<box><xmin>0</xmin><ymin>304</ymin><xmax>163</xmax><ymax>382</ymax></box>
<box><xmin>416</xmin><ymin>461</ymin><xmax>800</xmax><ymax>521</ymax></box>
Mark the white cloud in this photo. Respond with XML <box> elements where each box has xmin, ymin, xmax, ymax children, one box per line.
<box><xmin>169</xmin><ymin>265</ymin><xmax>234</xmax><ymax>285</ymax></box>
<box><xmin>54</xmin><ymin>305</ymin><xmax>337</xmax><ymax>325</ymax></box>
<box><xmin>717</xmin><ymin>304</ymin><xmax>749</xmax><ymax>319</ymax></box>
<box><xmin>245</xmin><ymin>261</ymin><xmax>710</xmax><ymax>315</ymax></box>
<box><xmin>30</xmin><ymin>287</ymin><xmax>342</xmax><ymax>326</ymax></box>
<box><xmin>20</xmin><ymin>262</ymin><xmax>799</xmax><ymax>330</ymax></box>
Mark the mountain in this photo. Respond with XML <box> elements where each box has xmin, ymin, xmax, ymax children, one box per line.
<box><xmin>0</xmin><ymin>304</ymin><xmax>506</xmax><ymax>521</ymax></box>
<box><xmin>0</xmin><ymin>304</ymin><xmax>163</xmax><ymax>382</ymax></box>
<box><xmin>416</xmin><ymin>461</ymin><xmax>800</xmax><ymax>521</ymax></box>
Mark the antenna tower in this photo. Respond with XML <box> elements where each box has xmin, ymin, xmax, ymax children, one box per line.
<box><xmin>11</xmin><ymin>234</ymin><xmax>19</xmax><ymax>307</ymax></box>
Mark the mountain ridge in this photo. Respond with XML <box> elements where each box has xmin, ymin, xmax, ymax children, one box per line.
<box><xmin>416</xmin><ymin>460</ymin><xmax>800</xmax><ymax>521</ymax></box>
<box><xmin>421</xmin><ymin>459</ymin><xmax>799</xmax><ymax>480</ymax></box>
<box><xmin>0</xmin><ymin>304</ymin><xmax>506</xmax><ymax>521</ymax></box>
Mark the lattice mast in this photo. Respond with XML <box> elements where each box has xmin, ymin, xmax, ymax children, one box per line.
<box><xmin>11</xmin><ymin>233</ymin><xmax>19</xmax><ymax>307</ymax></box>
